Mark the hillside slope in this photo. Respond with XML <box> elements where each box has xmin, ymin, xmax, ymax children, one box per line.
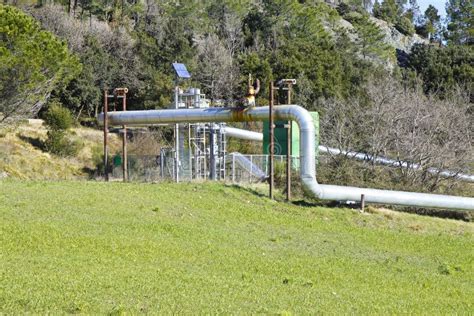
<box><xmin>0</xmin><ymin>121</ymin><xmax>120</xmax><ymax>180</ymax></box>
<box><xmin>0</xmin><ymin>180</ymin><xmax>472</xmax><ymax>313</ymax></box>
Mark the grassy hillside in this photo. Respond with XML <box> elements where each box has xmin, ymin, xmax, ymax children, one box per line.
<box><xmin>0</xmin><ymin>121</ymin><xmax>120</xmax><ymax>180</ymax></box>
<box><xmin>0</xmin><ymin>180</ymin><xmax>472</xmax><ymax>313</ymax></box>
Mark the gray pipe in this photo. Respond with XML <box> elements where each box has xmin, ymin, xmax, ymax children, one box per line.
<box><xmin>98</xmin><ymin>105</ymin><xmax>474</xmax><ymax>210</ymax></box>
<box><xmin>220</xmin><ymin>127</ymin><xmax>474</xmax><ymax>183</ymax></box>
<box><xmin>318</xmin><ymin>146</ymin><xmax>474</xmax><ymax>183</ymax></box>
<box><xmin>223</xmin><ymin>126</ymin><xmax>263</xmax><ymax>141</ymax></box>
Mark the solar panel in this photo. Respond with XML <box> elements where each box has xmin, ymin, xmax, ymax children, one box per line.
<box><xmin>172</xmin><ymin>63</ymin><xmax>191</xmax><ymax>79</ymax></box>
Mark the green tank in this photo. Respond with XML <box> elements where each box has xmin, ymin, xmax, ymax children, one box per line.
<box><xmin>263</xmin><ymin>111</ymin><xmax>319</xmax><ymax>166</ymax></box>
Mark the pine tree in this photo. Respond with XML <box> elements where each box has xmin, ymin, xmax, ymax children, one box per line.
<box><xmin>424</xmin><ymin>5</ymin><xmax>441</xmax><ymax>41</ymax></box>
<box><xmin>352</xmin><ymin>15</ymin><xmax>393</xmax><ymax>60</ymax></box>
<box><xmin>445</xmin><ymin>0</ymin><xmax>473</xmax><ymax>45</ymax></box>
<box><xmin>373</xmin><ymin>0</ymin><xmax>402</xmax><ymax>24</ymax></box>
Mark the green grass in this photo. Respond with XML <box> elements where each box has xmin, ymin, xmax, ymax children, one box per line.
<box><xmin>0</xmin><ymin>180</ymin><xmax>473</xmax><ymax>314</ymax></box>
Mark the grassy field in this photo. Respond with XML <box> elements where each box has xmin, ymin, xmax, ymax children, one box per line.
<box><xmin>0</xmin><ymin>180</ymin><xmax>473</xmax><ymax>314</ymax></box>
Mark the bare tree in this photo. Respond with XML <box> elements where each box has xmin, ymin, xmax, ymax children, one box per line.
<box><xmin>195</xmin><ymin>34</ymin><xmax>239</xmax><ymax>103</ymax></box>
<box><xmin>319</xmin><ymin>76</ymin><xmax>473</xmax><ymax>193</ymax></box>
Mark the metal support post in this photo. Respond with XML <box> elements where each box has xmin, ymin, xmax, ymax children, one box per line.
<box><xmin>269</xmin><ymin>81</ymin><xmax>274</xmax><ymax>199</ymax></box>
<box><xmin>232</xmin><ymin>153</ymin><xmax>235</xmax><ymax>183</ymax></box>
<box><xmin>250</xmin><ymin>155</ymin><xmax>253</xmax><ymax>183</ymax></box>
<box><xmin>103</xmin><ymin>88</ymin><xmax>109</xmax><ymax>182</ymax></box>
<box><xmin>209</xmin><ymin>124</ymin><xmax>216</xmax><ymax>180</ymax></box>
<box><xmin>121</xmin><ymin>89</ymin><xmax>128</xmax><ymax>182</ymax></box>
<box><xmin>174</xmin><ymin>86</ymin><xmax>180</xmax><ymax>183</ymax></box>
<box><xmin>286</xmin><ymin>85</ymin><xmax>292</xmax><ymax>201</ymax></box>
<box><xmin>361</xmin><ymin>194</ymin><xmax>365</xmax><ymax>212</ymax></box>
<box><xmin>160</xmin><ymin>148</ymin><xmax>165</xmax><ymax>178</ymax></box>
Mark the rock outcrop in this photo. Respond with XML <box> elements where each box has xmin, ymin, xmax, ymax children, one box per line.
<box><xmin>369</xmin><ymin>17</ymin><xmax>428</xmax><ymax>54</ymax></box>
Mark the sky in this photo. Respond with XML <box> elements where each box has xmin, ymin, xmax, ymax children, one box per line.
<box><xmin>417</xmin><ymin>0</ymin><xmax>446</xmax><ymax>18</ymax></box>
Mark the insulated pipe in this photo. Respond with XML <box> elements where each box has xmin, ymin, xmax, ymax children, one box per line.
<box><xmin>318</xmin><ymin>146</ymin><xmax>474</xmax><ymax>183</ymax></box>
<box><xmin>98</xmin><ymin>105</ymin><xmax>474</xmax><ymax>210</ymax></box>
<box><xmin>220</xmin><ymin>127</ymin><xmax>474</xmax><ymax>183</ymax></box>
<box><xmin>223</xmin><ymin>126</ymin><xmax>263</xmax><ymax>141</ymax></box>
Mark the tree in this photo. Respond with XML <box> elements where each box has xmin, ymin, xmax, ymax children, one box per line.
<box><xmin>396</xmin><ymin>15</ymin><xmax>416</xmax><ymax>35</ymax></box>
<box><xmin>407</xmin><ymin>44</ymin><xmax>474</xmax><ymax>98</ymax></box>
<box><xmin>0</xmin><ymin>4</ymin><xmax>80</xmax><ymax>123</ymax></box>
<box><xmin>445</xmin><ymin>0</ymin><xmax>473</xmax><ymax>45</ymax></box>
<box><xmin>195</xmin><ymin>34</ymin><xmax>238</xmax><ymax>103</ymax></box>
<box><xmin>373</xmin><ymin>0</ymin><xmax>402</xmax><ymax>24</ymax></box>
<box><xmin>405</xmin><ymin>0</ymin><xmax>421</xmax><ymax>23</ymax></box>
<box><xmin>423</xmin><ymin>5</ymin><xmax>441</xmax><ymax>41</ymax></box>
<box><xmin>319</xmin><ymin>75</ymin><xmax>473</xmax><ymax>193</ymax></box>
<box><xmin>351</xmin><ymin>14</ymin><xmax>393</xmax><ymax>60</ymax></box>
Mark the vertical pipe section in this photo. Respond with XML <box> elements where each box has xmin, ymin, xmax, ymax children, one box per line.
<box><xmin>286</xmin><ymin>86</ymin><xmax>292</xmax><ymax>201</ymax></box>
<box><xmin>174</xmin><ymin>87</ymin><xmax>179</xmax><ymax>183</ymax></box>
<box><xmin>160</xmin><ymin>148</ymin><xmax>165</xmax><ymax>178</ymax></box>
<box><xmin>209</xmin><ymin>124</ymin><xmax>216</xmax><ymax>180</ymax></box>
<box><xmin>122</xmin><ymin>91</ymin><xmax>128</xmax><ymax>182</ymax></box>
<box><xmin>269</xmin><ymin>82</ymin><xmax>274</xmax><ymax>199</ymax></box>
<box><xmin>103</xmin><ymin>89</ymin><xmax>109</xmax><ymax>182</ymax></box>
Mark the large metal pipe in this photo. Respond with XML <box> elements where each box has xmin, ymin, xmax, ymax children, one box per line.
<box><xmin>318</xmin><ymin>146</ymin><xmax>474</xmax><ymax>183</ymax></box>
<box><xmin>223</xmin><ymin>126</ymin><xmax>263</xmax><ymax>141</ymax></box>
<box><xmin>221</xmin><ymin>127</ymin><xmax>474</xmax><ymax>183</ymax></box>
<box><xmin>98</xmin><ymin>105</ymin><xmax>474</xmax><ymax>210</ymax></box>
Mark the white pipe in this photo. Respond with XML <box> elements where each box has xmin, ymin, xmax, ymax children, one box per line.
<box><xmin>98</xmin><ymin>105</ymin><xmax>474</xmax><ymax>210</ymax></box>
<box><xmin>318</xmin><ymin>146</ymin><xmax>474</xmax><ymax>183</ymax></box>
<box><xmin>229</xmin><ymin>152</ymin><xmax>266</xmax><ymax>180</ymax></box>
<box><xmin>174</xmin><ymin>87</ymin><xmax>179</xmax><ymax>183</ymax></box>
<box><xmin>223</xmin><ymin>126</ymin><xmax>263</xmax><ymax>141</ymax></box>
<box><xmin>221</xmin><ymin>127</ymin><xmax>474</xmax><ymax>183</ymax></box>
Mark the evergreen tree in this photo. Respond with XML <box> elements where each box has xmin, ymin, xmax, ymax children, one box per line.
<box><xmin>405</xmin><ymin>0</ymin><xmax>421</xmax><ymax>23</ymax></box>
<box><xmin>373</xmin><ymin>0</ymin><xmax>401</xmax><ymax>24</ymax></box>
<box><xmin>445</xmin><ymin>0</ymin><xmax>473</xmax><ymax>45</ymax></box>
<box><xmin>0</xmin><ymin>4</ymin><xmax>80</xmax><ymax>122</ymax></box>
<box><xmin>420</xmin><ymin>5</ymin><xmax>442</xmax><ymax>41</ymax></box>
<box><xmin>352</xmin><ymin>14</ymin><xmax>393</xmax><ymax>60</ymax></box>
<box><xmin>407</xmin><ymin>44</ymin><xmax>474</xmax><ymax>97</ymax></box>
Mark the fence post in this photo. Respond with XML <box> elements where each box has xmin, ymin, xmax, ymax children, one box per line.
<box><xmin>249</xmin><ymin>155</ymin><xmax>253</xmax><ymax>183</ymax></box>
<box><xmin>232</xmin><ymin>154</ymin><xmax>235</xmax><ymax>183</ymax></box>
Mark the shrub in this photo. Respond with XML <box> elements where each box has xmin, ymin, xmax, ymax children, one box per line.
<box><xmin>343</xmin><ymin>11</ymin><xmax>364</xmax><ymax>24</ymax></box>
<box><xmin>91</xmin><ymin>145</ymin><xmax>112</xmax><ymax>176</ymax></box>
<box><xmin>42</xmin><ymin>100</ymin><xmax>81</xmax><ymax>156</ymax></box>
<box><xmin>395</xmin><ymin>17</ymin><xmax>415</xmax><ymax>36</ymax></box>
<box><xmin>273</xmin><ymin>161</ymin><xmax>310</xmax><ymax>200</ymax></box>
<box><xmin>43</xmin><ymin>100</ymin><xmax>73</xmax><ymax>131</ymax></box>
<box><xmin>44</xmin><ymin>130</ymin><xmax>82</xmax><ymax>157</ymax></box>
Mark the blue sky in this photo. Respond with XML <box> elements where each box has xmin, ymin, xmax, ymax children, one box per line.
<box><xmin>418</xmin><ymin>0</ymin><xmax>446</xmax><ymax>17</ymax></box>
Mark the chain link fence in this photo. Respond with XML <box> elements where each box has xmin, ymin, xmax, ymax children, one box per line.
<box><xmin>109</xmin><ymin>153</ymin><xmax>300</xmax><ymax>183</ymax></box>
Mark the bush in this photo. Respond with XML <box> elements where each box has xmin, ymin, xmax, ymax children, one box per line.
<box><xmin>43</xmin><ymin>101</ymin><xmax>73</xmax><ymax>131</ymax></box>
<box><xmin>44</xmin><ymin>130</ymin><xmax>82</xmax><ymax>157</ymax></box>
<box><xmin>343</xmin><ymin>11</ymin><xmax>364</xmax><ymax>24</ymax></box>
<box><xmin>395</xmin><ymin>17</ymin><xmax>415</xmax><ymax>36</ymax></box>
<box><xmin>273</xmin><ymin>161</ymin><xmax>310</xmax><ymax>200</ymax></box>
<box><xmin>91</xmin><ymin>145</ymin><xmax>112</xmax><ymax>176</ymax></box>
<box><xmin>336</xmin><ymin>3</ymin><xmax>350</xmax><ymax>16</ymax></box>
<box><xmin>43</xmin><ymin>101</ymin><xmax>81</xmax><ymax>156</ymax></box>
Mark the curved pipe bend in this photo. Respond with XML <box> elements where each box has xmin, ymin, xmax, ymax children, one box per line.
<box><xmin>98</xmin><ymin>105</ymin><xmax>474</xmax><ymax>210</ymax></box>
